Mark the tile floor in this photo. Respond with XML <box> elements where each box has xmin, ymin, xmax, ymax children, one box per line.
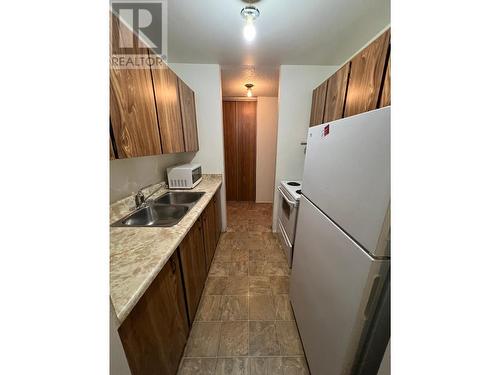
<box><xmin>177</xmin><ymin>202</ymin><xmax>310</xmax><ymax>375</ymax></box>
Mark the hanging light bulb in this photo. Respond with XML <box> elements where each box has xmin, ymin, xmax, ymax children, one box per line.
<box><xmin>241</xmin><ymin>6</ymin><xmax>260</xmax><ymax>43</ymax></box>
<box><xmin>245</xmin><ymin>83</ymin><xmax>254</xmax><ymax>97</ymax></box>
<box><xmin>243</xmin><ymin>18</ymin><xmax>256</xmax><ymax>42</ymax></box>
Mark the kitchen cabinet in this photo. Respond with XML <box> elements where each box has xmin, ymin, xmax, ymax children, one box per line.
<box><xmin>110</xmin><ymin>138</ymin><xmax>116</xmax><ymax>160</ymax></box>
<box><xmin>110</xmin><ymin>14</ymin><xmax>200</xmax><ymax>159</ymax></box>
<box><xmin>150</xmin><ymin>55</ymin><xmax>186</xmax><ymax>153</ymax></box>
<box><xmin>179</xmin><ymin>219</ymin><xmax>207</xmax><ymax>324</ymax></box>
<box><xmin>202</xmin><ymin>197</ymin><xmax>217</xmax><ymax>272</ymax></box>
<box><xmin>310</xmin><ymin>80</ymin><xmax>328</xmax><ymax>126</ymax></box>
<box><xmin>323</xmin><ymin>63</ymin><xmax>350</xmax><ymax>122</ymax></box>
<box><xmin>344</xmin><ymin>29</ymin><xmax>390</xmax><ymax>117</ymax></box>
<box><xmin>178</xmin><ymin>78</ymin><xmax>199</xmax><ymax>152</ymax></box>
<box><xmin>118</xmin><ymin>251</ymin><xmax>189</xmax><ymax>375</ymax></box>
<box><xmin>308</xmin><ymin>28</ymin><xmax>391</xmax><ymax>123</ymax></box>
<box><xmin>379</xmin><ymin>53</ymin><xmax>391</xmax><ymax>108</ymax></box>
<box><xmin>109</xmin><ymin>15</ymin><xmax>161</xmax><ymax>158</ymax></box>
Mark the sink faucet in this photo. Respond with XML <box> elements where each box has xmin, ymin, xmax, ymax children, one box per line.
<box><xmin>135</xmin><ymin>182</ymin><xmax>165</xmax><ymax>208</ymax></box>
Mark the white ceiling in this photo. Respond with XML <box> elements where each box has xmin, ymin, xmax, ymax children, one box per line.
<box><xmin>221</xmin><ymin>65</ymin><xmax>279</xmax><ymax>97</ymax></box>
<box><xmin>167</xmin><ymin>0</ymin><xmax>390</xmax><ymax>96</ymax></box>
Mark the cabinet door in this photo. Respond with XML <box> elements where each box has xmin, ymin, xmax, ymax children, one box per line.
<box><xmin>179</xmin><ymin>219</ymin><xmax>206</xmax><ymax>324</ymax></box>
<box><xmin>324</xmin><ymin>63</ymin><xmax>350</xmax><ymax>122</ymax></box>
<box><xmin>202</xmin><ymin>198</ymin><xmax>217</xmax><ymax>272</ymax></box>
<box><xmin>178</xmin><ymin>78</ymin><xmax>199</xmax><ymax>152</ymax></box>
<box><xmin>344</xmin><ymin>30</ymin><xmax>390</xmax><ymax>118</ymax></box>
<box><xmin>110</xmin><ymin>139</ymin><xmax>116</xmax><ymax>160</ymax></box>
<box><xmin>110</xmin><ymin>16</ymin><xmax>161</xmax><ymax>158</ymax></box>
<box><xmin>150</xmin><ymin>56</ymin><xmax>185</xmax><ymax>153</ymax></box>
<box><xmin>379</xmin><ymin>53</ymin><xmax>391</xmax><ymax>108</ymax></box>
<box><xmin>309</xmin><ymin>80</ymin><xmax>328</xmax><ymax>126</ymax></box>
<box><xmin>119</xmin><ymin>252</ymin><xmax>189</xmax><ymax>375</ymax></box>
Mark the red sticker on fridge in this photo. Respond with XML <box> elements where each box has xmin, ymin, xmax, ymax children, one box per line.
<box><xmin>323</xmin><ymin>124</ymin><xmax>330</xmax><ymax>137</ymax></box>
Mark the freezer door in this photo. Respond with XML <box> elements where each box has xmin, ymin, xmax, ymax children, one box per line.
<box><xmin>302</xmin><ymin>107</ymin><xmax>390</xmax><ymax>255</ymax></box>
<box><xmin>290</xmin><ymin>196</ymin><xmax>389</xmax><ymax>375</ymax></box>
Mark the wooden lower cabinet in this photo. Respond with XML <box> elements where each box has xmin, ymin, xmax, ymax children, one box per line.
<box><xmin>118</xmin><ymin>252</ymin><xmax>189</xmax><ymax>375</ymax></box>
<box><xmin>179</xmin><ymin>219</ymin><xmax>207</xmax><ymax>324</ymax></box>
<box><xmin>202</xmin><ymin>197</ymin><xmax>217</xmax><ymax>272</ymax></box>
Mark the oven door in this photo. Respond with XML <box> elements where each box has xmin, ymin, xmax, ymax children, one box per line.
<box><xmin>278</xmin><ymin>218</ymin><xmax>293</xmax><ymax>267</ymax></box>
<box><xmin>278</xmin><ymin>186</ymin><xmax>298</xmax><ymax>243</ymax></box>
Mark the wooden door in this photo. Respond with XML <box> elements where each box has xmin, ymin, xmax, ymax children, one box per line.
<box><xmin>223</xmin><ymin>101</ymin><xmax>238</xmax><ymax>200</ymax></box>
<box><xmin>178</xmin><ymin>78</ymin><xmax>199</xmax><ymax>152</ymax></box>
<box><xmin>110</xmin><ymin>15</ymin><xmax>162</xmax><ymax>158</ymax></box>
<box><xmin>202</xmin><ymin>198</ymin><xmax>217</xmax><ymax>272</ymax></box>
<box><xmin>309</xmin><ymin>80</ymin><xmax>328</xmax><ymax>126</ymax></box>
<box><xmin>119</xmin><ymin>251</ymin><xmax>189</xmax><ymax>375</ymax></box>
<box><xmin>150</xmin><ymin>56</ymin><xmax>185</xmax><ymax>153</ymax></box>
<box><xmin>379</xmin><ymin>52</ymin><xmax>391</xmax><ymax>108</ymax></box>
<box><xmin>179</xmin><ymin>219</ymin><xmax>206</xmax><ymax>324</ymax></box>
<box><xmin>344</xmin><ymin>30</ymin><xmax>391</xmax><ymax>117</ymax></box>
<box><xmin>324</xmin><ymin>63</ymin><xmax>351</xmax><ymax>122</ymax></box>
<box><xmin>238</xmin><ymin>101</ymin><xmax>257</xmax><ymax>201</ymax></box>
<box><xmin>222</xmin><ymin>101</ymin><xmax>257</xmax><ymax>201</ymax></box>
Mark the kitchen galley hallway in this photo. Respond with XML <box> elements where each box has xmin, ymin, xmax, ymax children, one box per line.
<box><xmin>177</xmin><ymin>202</ymin><xmax>310</xmax><ymax>375</ymax></box>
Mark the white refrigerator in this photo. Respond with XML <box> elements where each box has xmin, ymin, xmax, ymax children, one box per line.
<box><xmin>290</xmin><ymin>107</ymin><xmax>391</xmax><ymax>375</ymax></box>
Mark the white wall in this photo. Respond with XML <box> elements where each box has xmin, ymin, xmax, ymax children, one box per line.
<box><xmin>110</xmin><ymin>153</ymin><xmax>193</xmax><ymax>202</ymax></box>
<box><xmin>272</xmin><ymin>65</ymin><xmax>339</xmax><ymax>231</ymax></box>
<box><xmin>169</xmin><ymin>63</ymin><xmax>227</xmax><ymax>229</ymax></box>
<box><xmin>256</xmin><ymin>97</ymin><xmax>279</xmax><ymax>203</ymax></box>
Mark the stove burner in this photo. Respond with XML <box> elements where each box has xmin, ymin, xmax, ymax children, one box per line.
<box><xmin>287</xmin><ymin>182</ymin><xmax>300</xmax><ymax>186</ymax></box>
<box><xmin>296</xmin><ymin>189</ymin><xmax>302</xmax><ymax>195</ymax></box>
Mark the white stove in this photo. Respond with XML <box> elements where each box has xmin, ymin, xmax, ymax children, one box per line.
<box><xmin>277</xmin><ymin>180</ymin><xmax>303</xmax><ymax>267</ymax></box>
<box><xmin>280</xmin><ymin>180</ymin><xmax>303</xmax><ymax>201</ymax></box>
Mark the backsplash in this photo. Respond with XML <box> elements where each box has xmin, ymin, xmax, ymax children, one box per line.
<box><xmin>110</xmin><ymin>153</ymin><xmax>195</xmax><ymax>203</ymax></box>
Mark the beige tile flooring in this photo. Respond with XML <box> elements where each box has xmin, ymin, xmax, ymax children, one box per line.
<box><xmin>177</xmin><ymin>202</ymin><xmax>309</xmax><ymax>375</ymax></box>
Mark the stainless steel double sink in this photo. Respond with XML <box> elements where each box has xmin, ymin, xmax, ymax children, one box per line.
<box><xmin>111</xmin><ymin>191</ymin><xmax>205</xmax><ymax>227</ymax></box>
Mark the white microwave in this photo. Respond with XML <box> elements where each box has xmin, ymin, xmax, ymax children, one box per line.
<box><xmin>166</xmin><ymin>163</ymin><xmax>202</xmax><ymax>189</ymax></box>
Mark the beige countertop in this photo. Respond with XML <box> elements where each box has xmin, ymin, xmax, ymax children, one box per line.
<box><xmin>110</xmin><ymin>174</ymin><xmax>222</xmax><ymax>325</ymax></box>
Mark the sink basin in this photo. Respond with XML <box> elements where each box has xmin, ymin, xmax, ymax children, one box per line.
<box><xmin>154</xmin><ymin>191</ymin><xmax>205</xmax><ymax>205</ymax></box>
<box><xmin>112</xmin><ymin>204</ymin><xmax>189</xmax><ymax>227</ymax></box>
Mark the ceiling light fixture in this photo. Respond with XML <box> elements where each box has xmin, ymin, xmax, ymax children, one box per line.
<box><xmin>245</xmin><ymin>83</ymin><xmax>254</xmax><ymax>97</ymax></box>
<box><xmin>241</xmin><ymin>6</ymin><xmax>260</xmax><ymax>42</ymax></box>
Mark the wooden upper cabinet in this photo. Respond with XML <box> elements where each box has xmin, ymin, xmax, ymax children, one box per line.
<box><xmin>110</xmin><ymin>15</ymin><xmax>162</xmax><ymax>158</ymax></box>
<box><xmin>344</xmin><ymin>29</ymin><xmax>391</xmax><ymax>118</ymax></box>
<box><xmin>324</xmin><ymin>63</ymin><xmax>350</xmax><ymax>122</ymax></box>
<box><xmin>379</xmin><ymin>52</ymin><xmax>391</xmax><ymax>108</ymax></box>
<box><xmin>179</xmin><ymin>219</ymin><xmax>206</xmax><ymax>324</ymax></box>
<box><xmin>150</xmin><ymin>56</ymin><xmax>186</xmax><ymax>153</ymax></box>
<box><xmin>178</xmin><ymin>78</ymin><xmax>199</xmax><ymax>152</ymax></box>
<box><xmin>118</xmin><ymin>252</ymin><xmax>189</xmax><ymax>375</ymax></box>
<box><xmin>110</xmin><ymin>138</ymin><xmax>116</xmax><ymax>160</ymax></box>
<box><xmin>310</xmin><ymin>80</ymin><xmax>328</xmax><ymax>126</ymax></box>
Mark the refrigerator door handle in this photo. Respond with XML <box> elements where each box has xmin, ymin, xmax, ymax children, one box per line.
<box><xmin>278</xmin><ymin>186</ymin><xmax>297</xmax><ymax>207</ymax></box>
<box><xmin>364</xmin><ymin>275</ymin><xmax>381</xmax><ymax>320</ymax></box>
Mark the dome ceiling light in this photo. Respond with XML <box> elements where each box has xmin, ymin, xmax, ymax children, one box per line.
<box><xmin>245</xmin><ymin>83</ymin><xmax>254</xmax><ymax>97</ymax></box>
<box><xmin>241</xmin><ymin>6</ymin><xmax>260</xmax><ymax>42</ymax></box>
